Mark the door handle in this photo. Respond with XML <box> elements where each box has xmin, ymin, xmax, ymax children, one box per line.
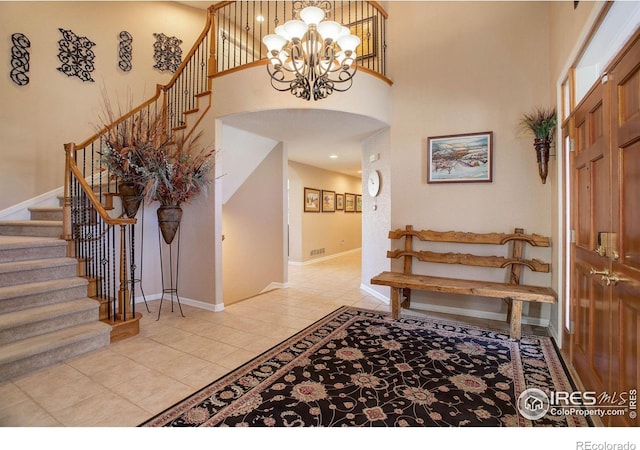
<box><xmin>589</xmin><ymin>267</ymin><xmax>610</xmax><ymax>285</ymax></box>
<box><xmin>605</xmin><ymin>273</ymin><xmax>627</xmax><ymax>286</ymax></box>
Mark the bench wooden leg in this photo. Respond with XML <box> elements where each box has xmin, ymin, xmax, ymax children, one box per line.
<box><xmin>390</xmin><ymin>287</ymin><xmax>401</xmax><ymax>320</ymax></box>
<box><xmin>509</xmin><ymin>299</ymin><xmax>523</xmax><ymax>340</ymax></box>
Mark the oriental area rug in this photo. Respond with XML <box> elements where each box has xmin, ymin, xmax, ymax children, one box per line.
<box><xmin>140</xmin><ymin>306</ymin><xmax>589</xmax><ymax>427</ymax></box>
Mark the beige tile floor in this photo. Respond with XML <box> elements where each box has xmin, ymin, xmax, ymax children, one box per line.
<box><xmin>0</xmin><ymin>250</ymin><xmax>544</xmax><ymax>427</ymax></box>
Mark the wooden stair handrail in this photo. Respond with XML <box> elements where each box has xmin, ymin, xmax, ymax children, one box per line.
<box><xmin>65</xmin><ymin>144</ymin><xmax>135</xmax><ymax>227</ymax></box>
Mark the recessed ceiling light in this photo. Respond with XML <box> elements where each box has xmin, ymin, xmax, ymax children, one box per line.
<box><xmin>329</xmin><ymin>154</ymin><xmax>338</xmax><ymax>159</ymax></box>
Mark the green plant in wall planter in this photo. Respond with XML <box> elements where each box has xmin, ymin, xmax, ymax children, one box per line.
<box><xmin>520</xmin><ymin>106</ymin><xmax>557</xmax><ymax>184</ymax></box>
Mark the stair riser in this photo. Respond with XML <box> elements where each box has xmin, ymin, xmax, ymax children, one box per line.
<box><xmin>0</xmin><ymin>307</ymin><xmax>99</xmax><ymax>346</ymax></box>
<box><xmin>0</xmin><ymin>264</ymin><xmax>77</xmax><ymax>288</ymax></box>
<box><xmin>0</xmin><ymin>284</ymin><xmax>88</xmax><ymax>315</ymax></box>
<box><xmin>0</xmin><ymin>331</ymin><xmax>110</xmax><ymax>382</ymax></box>
<box><xmin>0</xmin><ymin>245</ymin><xmax>67</xmax><ymax>264</ymax></box>
<box><xmin>29</xmin><ymin>211</ymin><xmax>64</xmax><ymax>221</ymax></box>
<box><xmin>0</xmin><ymin>225</ymin><xmax>62</xmax><ymax>238</ymax></box>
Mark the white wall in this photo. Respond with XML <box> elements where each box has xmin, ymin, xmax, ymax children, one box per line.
<box><xmin>222</xmin><ymin>143</ymin><xmax>286</xmax><ymax>304</ymax></box>
<box><xmin>361</xmin><ymin>129</ymin><xmax>392</xmax><ymax>299</ymax></box>
<box><xmin>384</xmin><ymin>1</ymin><xmax>554</xmax><ymax>325</ymax></box>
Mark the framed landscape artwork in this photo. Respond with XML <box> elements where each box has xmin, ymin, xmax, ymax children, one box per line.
<box><xmin>426</xmin><ymin>131</ymin><xmax>493</xmax><ymax>183</ymax></box>
<box><xmin>344</xmin><ymin>193</ymin><xmax>356</xmax><ymax>212</ymax></box>
<box><xmin>356</xmin><ymin>195</ymin><xmax>362</xmax><ymax>212</ymax></box>
<box><xmin>336</xmin><ymin>193</ymin><xmax>344</xmax><ymax>210</ymax></box>
<box><xmin>304</xmin><ymin>187</ymin><xmax>320</xmax><ymax>212</ymax></box>
<box><xmin>322</xmin><ymin>190</ymin><xmax>336</xmax><ymax>212</ymax></box>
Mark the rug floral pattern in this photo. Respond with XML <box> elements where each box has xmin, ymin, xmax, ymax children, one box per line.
<box><xmin>141</xmin><ymin>307</ymin><xmax>588</xmax><ymax>427</ymax></box>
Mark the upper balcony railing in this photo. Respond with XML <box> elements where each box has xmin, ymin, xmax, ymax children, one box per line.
<box><xmin>211</xmin><ymin>0</ymin><xmax>388</xmax><ymax>82</ymax></box>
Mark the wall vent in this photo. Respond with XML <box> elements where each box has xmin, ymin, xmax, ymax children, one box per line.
<box><xmin>310</xmin><ymin>248</ymin><xmax>325</xmax><ymax>256</ymax></box>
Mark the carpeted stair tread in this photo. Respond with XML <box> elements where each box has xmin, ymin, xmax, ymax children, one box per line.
<box><xmin>0</xmin><ymin>298</ymin><xmax>99</xmax><ymax>333</ymax></box>
<box><xmin>28</xmin><ymin>207</ymin><xmax>64</xmax><ymax>221</ymax></box>
<box><xmin>0</xmin><ymin>220</ymin><xmax>63</xmax><ymax>238</ymax></box>
<box><xmin>0</xmin><ymin>220</ymin><xmax>63</xmax><ymax>227</ymax></box>
<box><xmin>0</xmin><ymin>321</ymin><xmax>111</xmax><ymax>381</ymax></box>
<box><xmin>27</xmin><ymin>207</ymin><xmax>63</xmax><ymax>212</ymax></box>
<box><xmin>0</xmin><ymin>235</ymin><xmax>66</xmax><ymax>250</ymax></box>
<box><xmin>0</xmin><ymin>257</ymin><xmax>77</xmax><ymax>275</ymax></box>
<box><xmin>0</xmin><ymin>257</ymin><xmax>78</xmax><ymax>288</ymax></box>
<box><xmin>0</xmin><ymin>277</ymin><xmax>88</xmax><ymax>301</ymax></box>
<box><xmin>0</xmin><ymin>236</ymin><xmax>67</xmax><ymax>263</ymax></box>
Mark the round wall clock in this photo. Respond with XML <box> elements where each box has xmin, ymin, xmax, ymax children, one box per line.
<box><xmin>368</xmin><ymin>170</ymin><xmax>381</xmax><ymax>197</ymax></box>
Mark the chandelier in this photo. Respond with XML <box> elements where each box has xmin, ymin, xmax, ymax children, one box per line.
<box><xmin>262</xmin><ymin>4</ymin><xmax>361</xmax><ymax>101</ymax></box>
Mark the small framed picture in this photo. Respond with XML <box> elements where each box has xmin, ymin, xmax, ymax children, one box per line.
<box><xmin>336</xmin><ymin>193</ymin><xmax>344</xmax><ymax>211</ymax></box>
<box><xmin>426</xmin><ymin>131</ymin><xmax>493</xmax><ymax>183</ymax></box>
<box><xmin>304</xmin><ymin>187</ymin><xmax>320</xmax><ymax>212</ymax></box>
<box><xmin>322</xmin><ymin>190</ymin><xmax>335</xmax><ymax>212</ymax></box>
<box><xmin>356</xmin><ymin>194</ymin><xmax>362</xmax><ymax>212</ymax></box>
<box><xmin>344</xmin><ymin>193</ymin><xmax>356</xmax><ymax>212</ymax></box>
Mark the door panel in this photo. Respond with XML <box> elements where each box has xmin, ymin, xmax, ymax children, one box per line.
<box><xmin>570</xmin><ymin>77</ymin><xmax>612</xmax><ymax>397</ymax></box>
<box><xmin>621</xmin><ymin>141</ymin><xmax>640</xmax><ymax>269</ymax></box>
<box><xmin>609</xmin><ymin>33</ymin><xmax>640</xmax><ymax>426</ymax></box>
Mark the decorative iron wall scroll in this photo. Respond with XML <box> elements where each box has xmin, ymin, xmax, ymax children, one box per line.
<box><xmin>118</xmin><ymin>31</ymin><xmax>133</xmax><ymax>72</ymax></box>
<box><xmin>10</xmin><ymin>33</ymin><xmax>31</xmax><ymax>86</ymax></box>
<box><xmin>57</xmin><ymin>28</ymin><xmax>96</xmax><ymax>82</ymax></box>
<box><xmin>153</xmin><ymin>33</ymin><xmax>182</xmax><ymax>73</ymax></box>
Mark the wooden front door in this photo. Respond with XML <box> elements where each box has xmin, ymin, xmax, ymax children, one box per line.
<box><xmin>609</xmin><ymin>32</ymin><xmax>640</xmax><ymax>427</ymax></box>
<box><xmin>569</xmin><ymin>31</ymin><xmax>640</xmax><ymax>427</ymax></box>
<box><xmin>570</xmin><ymin>69</ymin><xmax>612</xmax><ymax>399</ymax></box>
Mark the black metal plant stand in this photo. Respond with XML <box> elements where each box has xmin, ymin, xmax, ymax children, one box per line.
<box><xmin>157</xmin><ymin>224</ymin><xmax>185</xmax><ymax>320</ymax></box>
<box><xmin>131</xmin><ymin>206</ymin><xmax>150</xmax><ymax>313</ymax></box>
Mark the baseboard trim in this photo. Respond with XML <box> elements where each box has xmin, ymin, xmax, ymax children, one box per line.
<box><xmin>261</xmin><ymin>282</ymin><xmax>289</xmax><ymax>293</ymax></box>
<box><xmin>133</xmin><ymin>293</ymin><xmax>224</xmax><ymax>312</ymax></box>
<box><xmin>359</xmin><ymin>283</ymin><xmax>389</xmax><ymax>304</ymax></box>
<box><xmin>289</xmin><ymin>248</ymin><xmax>361</xmax><ymax>266</ymax></box>
<box><xmin>0</xmin><ymin>186</ymin><xmax>64</xmax><ymax>220</ymax></box>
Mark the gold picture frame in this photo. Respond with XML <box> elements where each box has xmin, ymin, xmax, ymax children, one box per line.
<box><xmin>304</xmin><ymin>187</ymin><xmax>321</xmax><ymax>212</ymax></box>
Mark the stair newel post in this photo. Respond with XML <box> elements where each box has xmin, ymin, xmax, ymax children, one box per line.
<box><xmin>63</xmin><ymin>143</ymin><xmax>74</xmax><ymax>257</ymax></box>
<box><xmin>117</xmin><ymin>223</ymin><xmax>131</xmax><ymax>320</ymax></box>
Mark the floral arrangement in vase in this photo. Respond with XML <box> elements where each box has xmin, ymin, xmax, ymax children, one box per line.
<box><xmin>99</xmin><ymin>98</ymin><xmax>172</xmax><ymax>218</ymax></box>
<box><xmin>135</xmin><ymin>130</ymin><xmax>215</xmax><ymax>244</ymax></box>
<box><xmin>99</xmin><ymin>97</ymin><xmax>215</xmax><ymax>243</ymax></box>
<box><xmin>520</xmin><ymin>106</ymin><xmax>557</xmax><ymax>184</ymax></box>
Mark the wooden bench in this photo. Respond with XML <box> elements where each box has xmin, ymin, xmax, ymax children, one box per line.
<box><xmin>370</xmin><ymin>225</ymin><xmax>557</xmax><ymax>340</ymax></box>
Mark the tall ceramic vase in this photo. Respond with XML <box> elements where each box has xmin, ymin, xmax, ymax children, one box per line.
<box><xmin>157</xmin><ymin>205</ymin><xmax>182</xmax><ymax>244</ymax></box>
<box><xmin>119</xmin><ymin>182</ymin><xmax>143</xmax><ymax>218</ymax></box>
<box><xmin>534</xmin><ymin>137</ymin><xmax>551</xmax><ymax>184</ymax></box>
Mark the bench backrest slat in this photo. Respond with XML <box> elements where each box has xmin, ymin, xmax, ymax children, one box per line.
<box><xmin>388</xmin><ymin>228</ymin><xmax>550</xmax><ymax>247</ymax></box>
<box><xmin>386</xmin><ymin>249</ymin><xmax>550</xmax><ymax>273</ymax></box>
<box><xmin>388</xmin><ymin>226</ymin><xmax>551</xmax><ymax>280</ymax></box>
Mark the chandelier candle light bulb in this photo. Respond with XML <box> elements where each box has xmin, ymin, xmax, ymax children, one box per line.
<box><xmin>262</xmin><ymin>5</ymin><xmax>360</xmax><ymax>101</ymax></box>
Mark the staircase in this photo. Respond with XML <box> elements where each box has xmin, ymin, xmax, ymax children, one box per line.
<box><xmin>0</xmin><ymin>206</ymin><xmax>111</xmax><ymax>382</ymax></box>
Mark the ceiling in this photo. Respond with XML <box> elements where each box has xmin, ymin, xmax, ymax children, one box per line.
<box><xmin>221</xmin><ymin>109</ymin><xmax>388</xmax><ymax>178</ymax></box>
